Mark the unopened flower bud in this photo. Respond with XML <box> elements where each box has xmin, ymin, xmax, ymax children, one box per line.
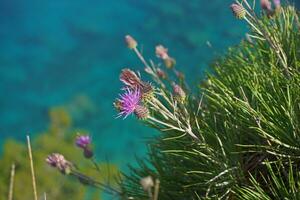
<box><xmin>156</xmin><ymin>68</ymin><xmax>167</xmax><ymax>79</ymax></box>
<box><xmin>173</xmin><ymin>83</ymin><xmax>186</xmax><ymax>103</ymax></box>
<box><xmin>273</xmin><ymin>0</ymin><xmax>280</xmax><ymax>7</ymax></box>
<box><xmin>125</xmin><ymin>35</ymin><xmax>137</xmax><ymax>49</ymax></box>
<box><xmin>273</xmin><ymin>0</ymin><xmax>281</xmax><ymax>11</ymax></box>
<box><xmin>164</xmin><ymin>57</ymin><xmax>176</xmax><ymax>69</ymax></box>
<box><xmin>141</xmin><ymin>82</ymin><xmax>155</xmax><ymax>102</ymax></box>
<box><xmin>140</xmin><ymin>176</ymin><xmax>154</xmax><ymax>191</ymax></box>
<box><xmin>120</xmin><ymin>68</ymin><xmax>143</xmax><ymax>89</ymax></box>
<box><xmin>134</xmin><ymin>105</ymin><xmax>150</xmax><ymax>120</ymax></box>
<box><xmin>230</xmin><ymin>3</ymin><xmax>246</xmax><ymax>19</ymax></box>
<box><xmin>260</xmin><ymin>0</ymin><xmax>272</xmax><ymax>11</ymax></box>
<box><xmin>174</xmin><ymin>70</ymin><xmax>185</xmax><ymax>80</ymax></box>
<box><xmin>83</xmin><ymin>147</ymin><xmax>94</xmax><ymax>159</ymax></box>
<box><xmin>46</xmin><ymin>153</ymin><xmax>73</xmax><ymax>175</ymax></box>
<box><xmin>155</xmin><ymin>45</ymin><xmax>169</xmax><ymax>60</ymax></box>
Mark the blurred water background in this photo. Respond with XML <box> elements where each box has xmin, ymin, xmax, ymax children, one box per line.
<box><xmin>0</xmin><ymin>0</ymin><xmax>299</xmax><ymax>197</ymax></box>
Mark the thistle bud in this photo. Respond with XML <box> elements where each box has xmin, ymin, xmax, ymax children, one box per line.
<box><xmin>173</xmin><ymin>83</ymin><xmax>186</xmax><ymax>103</ymax></box>
<box><xmin>156</xmin><ymin>68</ymin><xmax>167</xmax><ymax>79</ymax></box>
<box><xmin>125</xmin><ymin>35</ymin><xmax>137</xmax><ymax>49</ymax></box>
<box><xmin>260</xmin><ymin>0</ymin><xmax>272</xmax><ymax>12</ymax></box>
<box><xmin>155</xmin><ymin>45</ymin><xmax>169</xmax><ymax>60</ymax></box>
<box><xmin>140</xmin><ymin>176</ymin><xmax>154</xmax><ymax>191</ymax></box>
<box><xmin>141</xmin><ymin>82</ymin><xmax>155</xmax><ymax>102</ymax></box>
<box><xmin>46</xmin><ymin>153</ymin><xmax>73</xmax><ymax>175</ymax></box>
<box><xmin>164</xmin><ymin>57</ymin><xmax>176</xmax><ymax>69</ymax></box>
<box><xmin>120</xmin><ymin>68</ymin><xmax>143</xmax><ymax>89</ymax></box>
<box><xmin>83</xmin><ymin>147</ymin><xmax>94</xmax><ymax>159</ymax></box>
<box><xmin>134</xmin><ymin>105</ymin><xmax>150</xmax><ymax>120</ymax></box>
<box><xmin>273</xmin><ymin>0</ymin><xmax>281</xmax><ymax>11</ymax></box>
<box><xmin>230</xmin><ymin>3</ymin><xmax>246</xmax><ymax>19</ymax></box>
<box><xmin>273</xmin><ymin>0</ymin><xmax>280</xmax><ymax>7</ymax></box>
<box><xmin>174</xmin><ymin>70</ymin><xmax>185</xmax><ymax>80</ymax></box>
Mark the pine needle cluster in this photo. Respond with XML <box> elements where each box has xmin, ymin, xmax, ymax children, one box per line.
<box><xmin>118</xmin><ymin>3</ymin><xmax>300</xmax><ymax>199</ymax></box>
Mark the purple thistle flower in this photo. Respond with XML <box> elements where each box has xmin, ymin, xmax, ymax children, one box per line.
<box><xmin>117</xmin><ymin>88</ymin><xmax>141</xmax><ymax>118</ymax></box>
<box><xmin>76</xmin><ymin>135</ymin><xmax>91</xmax><ymax>149</ymax></box>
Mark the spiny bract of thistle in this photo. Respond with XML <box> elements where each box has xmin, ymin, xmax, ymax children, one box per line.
<box><xmin>118</xmin><ymin>5</ymin><xmax>300</xmax><ymax>200</ymax></box>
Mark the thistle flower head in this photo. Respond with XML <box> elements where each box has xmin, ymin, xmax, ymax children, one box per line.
<box><xmin>134</xmin><ymin>105</ymin><xmax>150</xmax><ymax>120</ymax></box>
<box><xmin>230</xmin><ymin>3</ymin><xmax>246</xmax><ymax>19</ymax></box>
<box><xmin>120</xmin><ymin>68</ymin><xmax>143</xmax><ymax>89</ymax></box>
<box><xmin>117</xmin><ymin>88</ymin><xmax>141</xmax><ymax>118</ymax></box>
<box><xmin>125</xmin><ymin>35</ymin><xmax>137</xmax><ymax>49</ymax></box>
<box><xmin>260</xmin><ymin>0</ymin><xmax>272</xmax><ymax>11</ymax></box>
<box><xmin>155</xmin><ymin>45</ymin><xmax>169</xmax><ymax>60</ymax></box>
<box><xmin>75</xmin><ymin>134</ymin><xmax>91</xmax><ymax>149</ymax></box>
<box><xmin>46</xmin><ymin>153</ymin><xmax>73</xmax><ymax>174</ymax></box>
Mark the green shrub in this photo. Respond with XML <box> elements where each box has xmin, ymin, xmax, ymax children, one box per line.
<box><xmin>118</xmin><ymin>4</ymin><xmax>300</xmax><ymax>199</ymax></box>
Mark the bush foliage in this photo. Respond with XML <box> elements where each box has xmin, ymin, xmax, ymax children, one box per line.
<box><xmin>118</xmin><ymin>5</ymin><xmax>300</xmax><ymax>200</ymax></box>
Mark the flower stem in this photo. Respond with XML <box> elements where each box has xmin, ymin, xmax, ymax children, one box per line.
<box><xmin>91</xmin><ymin>158</ymin><xmax>101</xmax><ymax>173</ymax></box>
<box><xmin>148</xmin><ymin>116</ymin><xmax>185</xmax><ymax>132</ymax></box>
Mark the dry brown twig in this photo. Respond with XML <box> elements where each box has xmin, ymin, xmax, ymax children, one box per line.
<box><xmin>8</xmin><ymin>163</ymin><xmax>15</xmax><ymax>200</ymax></box>
<box><xmin>27</xmin><ymin>135</ymin><xmax>38</xmax><ymax>200</ymax></box>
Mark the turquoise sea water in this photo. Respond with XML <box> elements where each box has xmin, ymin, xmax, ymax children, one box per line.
<box><xmin>0</xmin><ymin>0</ymin><xmax>299</xmax><ymax>197</ymax></box>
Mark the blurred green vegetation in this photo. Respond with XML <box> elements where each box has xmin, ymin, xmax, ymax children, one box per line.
<box><xmin>0</xmin><ymin>104</ymin><xmax>119</xmax><ymax>200</ymax></box>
